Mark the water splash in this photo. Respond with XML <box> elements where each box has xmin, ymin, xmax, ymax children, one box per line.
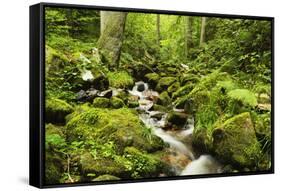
<box><xmin>181</xmin><ymin>155</ymin><xmax>222</xmax><ymax>175</ymax></box>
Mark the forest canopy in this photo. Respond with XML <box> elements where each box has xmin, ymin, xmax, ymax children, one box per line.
<box><xmin>44</xmin><ymin>7</ymin><xmax>272</xmax><ymax>185</ymax></box>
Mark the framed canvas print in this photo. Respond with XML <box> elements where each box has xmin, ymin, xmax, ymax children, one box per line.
<box><xmin>29</xmin><ymin>2</ymin><xmax>274</xmax><ymax>188</ymax></box>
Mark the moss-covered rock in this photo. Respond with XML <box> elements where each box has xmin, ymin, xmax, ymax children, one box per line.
<box><xmin>110</xmin><ymin>97</ymin><xmax>125</xmax><ymax>109</ymax></box>
<box><xmin>172</xmin><ymin>84</ymin><xmax>195</xmax><ymax>99</ymax></box>
<box><xmin>92</xmin><ymin>75</ymin><xmax>109</xmax><ymax>91</ymax></box>
<box><xmin>45</xmin><ymin>152</ymin><xmax>65</xmax><ymax>185</ymax></box>
<box><xmin>45</xmin><ymin>123</ymin><xmax>65</xmax><ymax>138</ymax></box>
<box><xmin>212</xmin><ymin>112</ymin><xmax>261</xmax><ymax>167</ymax></box>
<box><xmin>166</xmin><ymin>112</ymin><xmax>188</xmax><ymax>128</ymax></box>
<box><xmin>107</xmin><ymin>71</ymin><xmax>134</xmax><ymax>89</ymax></box>
<box><xmin>180</xmin><ymin>74</ymin><xmax>200</xmax><ymax>85</ymax></box>
<box><xmin>167</xmin><ymin>82</ymin><xmax>180</xmax><ymax>95</ymax></box>
<box><xmin>46</xmin><ymin>46</ymin><xmax>69</xmax><ymax>77</ymax></box>
<box><xmin>192</xmin><ymin>128</ymin><xmax>213</xmax><ymax>153</ymax></box>
<box><xmin>145</xmin><ymin>73</ymin><xmax>160</xmax><ymax>88</ymax></box>
<box><xmin>93</xmin><ymin>97</ymin><xmax>110</xmax><ymax>108</ymax></box>
<box><xmin>66</xmin><ymin>108</ymin><xmax>165</xmax><ymax>152</ymax></box>
<box><xmin>80</xmin><ymin>153</ymin><xmax>130</xmax><ymax>178</ymax></box>
<box><xmin>128</xmin><ymin>101</ymin><xmax>139</xmax><ymax>108</ymax></box>
<box><xmin>156</xmin><ymin>91</ymin><xmax>171</xmax><ymax>106</ymax></box>
<box><xmin>45</xmin><ymin>123</ymin><xmax>66</xmax><ymax>185</ymax></box>
<box><xmin>124</xmin><ymin>147</ymin><xmax>163</xmax><ymax>178</ymax></box>
<box><xmin>46</xmin><ymin>98</ymin><xmax>74</xmax><ymax>124</ymax></box>
<box><xmin>155</xmin><ymin>77</ymin><xmax>177</xmax><ymax>92</ymax></box>
<box><xmin>93</xmin><ymin>174</ymin><xmax>120</xmax><ymax>181</ymax></box>
<box><xmin>150</xmin><ymin>104</ymin><xmax>167</xmax><ymax>112</ymax></box>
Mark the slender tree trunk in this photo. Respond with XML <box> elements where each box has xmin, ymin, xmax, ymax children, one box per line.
<box><xmin>199</xmin><ymin>17</ymin><xmax>207</xmax><ymax>47</ymax></box>
<box><xmin>156</xmin><ymin>14</ymin><xmax>161</xmax><ymax>47</ymax></box>
<box><xmin>100</xmin><ymin>11</ymin><xmax>112</xmax><ymax>35</ymax></box>
<box><xmin>185</xmin><ymin>16</ymin><xmax>193</xmax><ymax>57</ymax></box>
<box><xmin>98</xmin><ymin>11</ymin><xmax>127</xmax><ymax>69</ymax></box>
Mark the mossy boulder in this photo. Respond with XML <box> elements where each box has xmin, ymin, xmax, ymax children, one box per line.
<box><xmin>144</xmin><ymin>73</ymin><xmax>160</xmax><ymax>88</ymax></box>
<box><xmin>45</xmin><ymin>152</ymin><xmax>65</xmax><ymax>184</ymax></box>
<box><xmin>110</xmin><ymin>97</ymin><xmax>125</xmax><ymax>109</ymax></box>
<box><xmin>172</xmin><ymin>84</ymin><xmax>195</xmax><ymax>99</ymax></box>
<box><xmin>166</xmin><ymin>112</ymin><xmax>188</xmax><ymax>129</ymax></box>
<box><xmin>156</xmin><ymin>77</ymin><xmax>177</xmax><ymax>92</ymax></box>
<box><xmin>180</xmin><ymin>74</ymin><xmax>200</xmax><ymax>85</ymax></box>
<box><xmin>93</xmin><ymin>174</ymin><xmax>120</xmax><ymax>181</ymax></box>
<box><xmin>192</xmin><ymin>128</ymin><xmax>213</xmax><ymax>153</ymax></box>
<box><xmin>46</xmin><ymin>46</ymin><xmax>69</xmax><ymax>77</ymax></box>
<box><xmin>46</xmin><ymin>98</ymin><xmax>74</xmax><ymax>124</ymax></box>
<box><xmin>167</xmin><ymin>82</ymin><xmax>180</xmax><ymax>95</ymax></box>
<box><xmin>92</xmin><ymin>75</ymin><xmax>109</xmax><ymax>91</ymax></box>
<box><xmin>128</xmin><ymin>101</ymin><xmax>139</xmax><ymax>108</ymax></box>
<box><xmin>150</xmin><ymin>104</ymin><xmax>166</xmax><ymax>112</ymax></box>
<box><xmin>124</xmin><ymin>147</ymin><xmax>163</xmax><ymax>178</ymax></box>
<box><xmin>45</xmin><ymin>123</ymin><xmax>65</xmax><ymax>137</ymax></box>
<box><xmin>45</xmin><ymin>124</ymin><xmax>66</xmax><ymax>184</ymax></box>
<box><xmin>80</xmin><ymin>153</ymin><xmax>130</xmax><ymax>179</ymax></box>
<box><xmin>66</xmin><ymin>108</ymin><xmax>165</xmax><ymax>152</ymax></box>
<box><xmin>107</xmin><ymin>71</ymin><xmax>134</xmax><ymax>89</ymax></box>
<box><xmin>93</xmin><ymin>97</ymin><xmax>110</xmax><ymax>108</ymax></box>
<box><xmin>212</xmin><ymin>112</ymin><xmax>261</xmax><ymax>167</ymax></box>
<box><xmin>156</xmin><ymin>91</ymin><xmax>171</xmax><ymax>106</ymax></box>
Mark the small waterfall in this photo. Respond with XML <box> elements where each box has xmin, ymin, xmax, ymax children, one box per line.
<box><xmin>139</xmin><ymin>113</ymin><xmax>195</xmax><ymax>160</ymax></box>
<box><xmin>129</xmin><ymin>81</ymin><xmax>222</xmax><ymax>176</ymax></box>
<box><xmin>181</xmin><ymin>155</ymin><xmax>222</xmax><ymax>175</ymax></box>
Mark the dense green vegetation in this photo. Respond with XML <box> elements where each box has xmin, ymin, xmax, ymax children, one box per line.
<box><xmin>45</xmin><ymin>7</ymin><xmax>272</xmax><ymax>184</ymax></box>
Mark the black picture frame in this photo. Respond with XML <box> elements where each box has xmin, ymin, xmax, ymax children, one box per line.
<box><xmin>30</xmin><ymin>2</ymin><xmax>275</xmax><ymax>188</ymax></box>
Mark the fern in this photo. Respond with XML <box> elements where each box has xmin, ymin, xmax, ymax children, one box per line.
<box><xmin>227</xmin><ymin>89</ymin><xmax>257</xmax><ymax>107</ymax></box>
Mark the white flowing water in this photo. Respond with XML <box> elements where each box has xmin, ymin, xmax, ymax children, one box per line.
<box><xmin>129</xmin><ymin>81</ymin><xmax>222</xmax><ymax>176</ymax></box>
<box><xmin>181</xmin><ymin>155</ymin><xmax>222</xmax><ymax>175</ymax></box>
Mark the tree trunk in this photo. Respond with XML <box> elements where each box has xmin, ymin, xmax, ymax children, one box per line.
<box><xmin>98</xmin><ymin>11</ymin><xmax>127</xmax><ymax>69</ymax></box>
<box><xmin>185</xmin><ymin>16</ymin><xmax>193</xmax><ymax>57</ymax></box>
<box><xmin>156</xmin><ymin>14</ymin><xmax>161</xmax><ymax>47</ymax></box>
<box><xmin>199</xmin><ymin>17</ymin><xmax>207</xmax><ymax>47</ymax></box>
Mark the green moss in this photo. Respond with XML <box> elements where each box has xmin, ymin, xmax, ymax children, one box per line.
<box><xmin>172</xmin><ymin>84</ymin><xmax>195</xmax><ymax>99</ymax></box>
<box><xmin>128</xmin><ymin>101</ymin><xmax>139</xmax><ymax>108</ymax></box>
<box><xmin>192</xmin><ymin>128</ymin><xmax>213</xmax><ymax>153</ymax></box>
<box><xmin>212</xmin><ymin>112</ymin><xmax>262</xmax><ymax>167</ymax></box>
<box><xmin>93</xmin><ymin>174</ymin><xmax>120</xmax><ymax>181</ymax></box>
<box><xmin>46</xmin><ymin>98</ymin><xmax>74</xmax><ymax>124</ymax></box>
<box><xmin>167</xmin><ymin>112</ymin><xmax>188</xmax><ymax>128</ymax></box>
<box><xmin>45</xmin><ymin>152</ymin><xmax>65</xmax><ymax>185</ymax></box>
<box><xmin>110</xmin><ymin>97</ymin><xmax>125</xmax><ymax>109</ymax></box>
<box><xmin>66</xmin><ymin>108</ymin><xmax>165</xmax><ymax>152</ymax></box>
<box><xmin>180</xmin><ymin>74</ymin><xmax>200</xmax><ymax>85</ymax></box>
<box><xmin>145</xmin><ymin>73</ymin><xmax>160</xmax><ymax>88</ymax></box>
<box><xmin>155</xmin><ymin>77</ymin><xmax>177</xmax><ymax>92</ymax></box>
<box><xmin>167</xmin><ymin>82</ymin><xmax>180</xmax><ymax>95</ymax></box>
<box><xmin>124</xmin><ymin>147</ymin><xmax>162</xmax><ymax>178</ymax></box>
<box><xmin>93</xmin><ymin>97</ymin><xmax>110</xmax><ymax>108</ymax></box>
<box><xmin>46</xmin><ymin>123</ymin><xmax>65</xmax><ymax>138</ymax></box>
<box><xmin>151</xmin><ymin>104</ymin><xmax>167</xmax><ymax>112</ymax></box>
<box><xmin>46</xmin><ymin>46</ymin><xmax>69</xmax><ymax>75</ymax></box>
<box><xmin>80</xmin><ymin>153</ymin><xmax>130</xmax><ymax>178</ymax></box>
<box><xmin>107</xmin><ymin>71</ymin><xmax>134</xmax><ymax>89</ymax></box>
<box><xmin>157</xmin><ymin>91</ymin><xmax>171</xmax><ymax>106</ymax></box>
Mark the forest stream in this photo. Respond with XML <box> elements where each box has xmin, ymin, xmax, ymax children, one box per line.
<box><xmin>129</xmin><ymin>81</ymin><xmax>222</xmax><ymax>176</ymax></box>
<box><xmin>44</xmin><ymin>7</ymin><xmax>272</xmax><ymax>184</ymax></box>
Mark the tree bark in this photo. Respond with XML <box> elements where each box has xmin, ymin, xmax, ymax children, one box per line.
<box><xmin>185</xmin><ymin>16</ymin><xmax>193</xmax><ymax>57</ymax></box>
<box><xmin>98</xmin><ymin>11</ymin><xmax>127</xmax><ymax>69</ymax></box>
<box><xmin>199</xmin><ymin>17</ymin><xmax>207</xmax><ymax>47</ymax></box>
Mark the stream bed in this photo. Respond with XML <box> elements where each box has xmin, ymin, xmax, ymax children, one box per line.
<box><xmin>129</xmin><ymin>81</ymin><xmax>223</xmax><ymax>176</ymax></box>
